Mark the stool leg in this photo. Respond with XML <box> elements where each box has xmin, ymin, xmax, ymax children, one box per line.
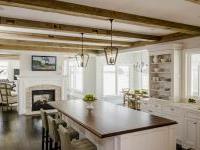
<box><xmin>54</xmin><ymin>142</ymin><xmax>58</xmax><ymax>150</ymax></box>
<box><xmin>45</xmin><ymin>130</ymin><xmax>49</xmax><ymax>150</ymax></box>
<box><xmin>42</xmin><ymin>128</ymin><xmax>45</xmax><ymax>150</ymax></box>
<box><xmin>49</xmin><ymin>138</ymin><xmax>53</xmax><ymax>150</ymax></box>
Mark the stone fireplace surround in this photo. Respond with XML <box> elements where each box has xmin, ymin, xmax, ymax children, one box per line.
<box><xmin>26</xmin><ymin>84</ymin><xmax>61</xmax><ymax>115</ymax></box>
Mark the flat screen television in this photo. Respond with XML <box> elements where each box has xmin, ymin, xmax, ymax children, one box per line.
<box><xmin>32</xmin><ymin>56</ymin><xmax>57</xmax><ymax>71</ymax></box>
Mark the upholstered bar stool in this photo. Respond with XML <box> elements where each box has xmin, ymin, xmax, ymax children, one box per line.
<box><xmin>40</xmin><ymin>109</ymin><xmax>50</xmax><ymax>150</ymax></box>
<box><xmin>58</xmin><ymin>125</ymin><xmax>97</xmax><ymax>150</ymax></box>
<box><xmin>40</xmin><ymin>109</ymin><xmax>69</xmax><ymax>150</ymax></box>
<box><xmin>48</xmin><ymin>116</ymin><xmax>79</xmax><ymax>150</ymax></box>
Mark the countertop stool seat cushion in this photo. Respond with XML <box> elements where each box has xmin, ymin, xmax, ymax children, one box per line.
<box><xmin>71</xmin><ymin>139</ymin><xmax>97</xmax><ymax>150</ymax></box>
<box><xmin>67</xmin><ymin>127</ymin><xmax>79</xmax><ymax>140</ymax></box>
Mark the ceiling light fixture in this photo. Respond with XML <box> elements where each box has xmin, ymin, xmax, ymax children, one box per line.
<box><xmin>104</xmin><ymin>19</ymin><xmax>118</xmax><ymax>65</ymax></box>
<box><xmin>75</xmin><ymin>33</ymin><xmax>89</xmax><ymax>68</ymax></box>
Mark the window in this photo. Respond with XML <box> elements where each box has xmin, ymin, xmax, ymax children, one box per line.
<box><xmin>103</xmin><ymin>66</ymin><xmax>116</xmax><ymax>95</ymax></box>
<box><xmin>117</xmin><ymin>66</ymin><xmax>130</xmax><ymax>94</ymax></box>
<box><xmin>0</xmin><ymin>61</ymin><xmax>8</xmax><ymax>79</ymax></box>
<box><xmin>191</xmin><ymin>54</ymin><xmax>200</xmax><ymax>97</ymax></box>
<box><xmin>69</xmin><ymin>60</ymin><xmax>83</xmax><ymax>92</ymax></box>
<box><xmin>103</xmin><ymin>65</ymin><xmax>130</xmax><ymax>96</ymax></box>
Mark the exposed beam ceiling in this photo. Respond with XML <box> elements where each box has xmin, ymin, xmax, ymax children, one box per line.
<box><xmin>0</xmin><ymin>0</ymin><xmax>200</xmax><ymax>34</ymax></box>
<box><xmin>0</xmin><ymin>38</ymin><xmax>114</xmax><ymax>50</ymax></box>
<box><xmin>0</xmin><ymin>44</ymin><xmax>99</xmax><ymax>54</ymax></box>
<box><xmin>127</xmin><ymin>33</ymin><xmax>200</xmax><ymax>49</ymax></box>
<box><xmin>0</xmin><ymin>16</ymin><xmax>160</xmax><ymax>41</ymax></box>
<box><xmin>0</xmin><ymin>31</ymin><xmax>131</xmax><ymax>46</ymax></box>
<box><xmin>186</xmin><ymin>0</ymin><xmax>200</xmax><ymax>5</ymax></box>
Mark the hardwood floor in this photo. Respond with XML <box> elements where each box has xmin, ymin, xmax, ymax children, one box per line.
<box><xmin>0</xmin><ymin>108</ymin><xmax>41</xmax><ymax>150</ymax></box>
<box><xmin>0</xmin><ymin>107</ymin><xmax>184</xmax><ymax>150</ymax></box>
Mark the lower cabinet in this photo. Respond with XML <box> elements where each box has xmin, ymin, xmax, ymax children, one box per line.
<box><xmin>197</xmin><ymin>122</ymin><xmax>200</xmax><ymax>150</ymax></box>
<box><xmin>184</xmin><ymin>118</ymin><xmax>198</xmax><ymax>149</ymax></box>
<box><xmin>140</xmin><ymin>100</ymin><xmax>200</xmax><ymax>150</ymax></box>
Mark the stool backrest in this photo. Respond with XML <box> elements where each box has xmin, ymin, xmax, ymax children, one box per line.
<box><xmin>40</xmin><ymin>109</ymin><xmax>48</xmax><ymax>130</ymax></box>
<box><xmin>58</xmin><ymin>125</ymin><xmax>71</xmax><ymax>150</ymax></box>
<box><xmin>47</xmin><ymin>116</ymin><xmax>60</xmax><ymax>142</ymax></box>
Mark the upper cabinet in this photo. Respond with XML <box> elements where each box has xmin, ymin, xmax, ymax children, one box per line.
<box><xmin>149</xmin><ymin>49</ymin><xmax>181</xmax><ymax>102</ymax></box>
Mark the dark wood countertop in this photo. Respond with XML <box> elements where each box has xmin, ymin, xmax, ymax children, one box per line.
<box><xmin>49</xmin><ymin>100</ymin><xmax>177</xmax><ymax>138</ymax></box>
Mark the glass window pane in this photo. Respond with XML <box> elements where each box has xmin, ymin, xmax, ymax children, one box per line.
<box><xmin>103</xmin><ymin>66</ymin><xmax>116</xmax><ymax>96</ymax></box>
<box><xmin>191</xmin><ymin>54</ymin><xmax>200</xmax><ymax>96</ymax></box>
<box><xmin>0</xmin><ymin>61</ymin><xmax>8</xmax><ymax>79</ymax></box>
<box><xmin>117</xmin><ymin>66</ymin><xmax>129</xmax><ymax>94</ymax></box>
<box><xmin>69</xmin><ymin>60</ymin><xmax>83</xmax><ymax>92</ymax></box>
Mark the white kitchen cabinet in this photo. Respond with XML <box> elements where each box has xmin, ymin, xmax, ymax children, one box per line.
<box><xmin>197</xmin><ymin>122</ymin><xmax>200</xmax><ymax>150</ymax></box>
<box><xmin>184</xmin><ymin>118</ymin><xmax>198</xmax><ymax>149</ymax></box>
<box><xmin>140</xmin><ymin>99</ymin><xmax>200</xmax><ymax>149</ymax></box>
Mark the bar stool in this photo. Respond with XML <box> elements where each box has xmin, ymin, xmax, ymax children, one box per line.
<box><xmin>40</xmin><ymin>109</ymin><xmax>67</xmax><ymax>150</ymax></box>
<box><xmin>40</xmin><ymin>109</ymin><xmax>50</xmax><ymax>150</ymax></box>
<box><xmin>58</xmin><ymin>125</ymin><xmax>97</xmax><ymax>150</ymax></box>
<box><xmin>48</xmin><ymin>116</ymin><xmax>79</xmax><ymax>150</ymax></box>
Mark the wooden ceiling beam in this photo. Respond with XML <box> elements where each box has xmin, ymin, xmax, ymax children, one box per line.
<box><xmin>0</xmin><ymin>31</ymin><xmax>131</xmax><ymax>46</ymax></box>
<box><xmin>0</xmin><ymin>16</ymin><xmax>160</xmax><ymax>41</ymax></box>
<box><xmin>0</xmin><ymin>38</ymin><xmax>112</xmax><ymax>50</ymax></box>
<box><xmin>186</xmin><ymin>0</ymin><xmax>200</xmax><ymax>5</ymax></box>
<box><xmin>0</xmin><ymin>0</ymin><xmax>199</xmax><ymax>34</ymax></box>
<box><xmin>0</xmin><ymin>44</ymin><xmax>99</xmax><ymax>54</ymax></box>
<box><xmin>109</xmin><ymin>33</ymin><xmax>200</xmax><ymax>52</ymax></box>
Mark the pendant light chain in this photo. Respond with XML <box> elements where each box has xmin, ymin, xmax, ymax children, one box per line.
<box><xmin>81</xmin><ymin>33</ymin><xmax>84</xmax><ymax>55</ymax></box>
<box><xmin>110</xmin><ymin>19</ymin><xmax>113</xmax><ymax>54</ymax></box>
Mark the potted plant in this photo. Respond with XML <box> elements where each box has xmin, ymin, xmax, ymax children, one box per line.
<box><xmin>83</xmin><ymin>94</ymin><xmax>96</xmax><ymax>110</ymax></box>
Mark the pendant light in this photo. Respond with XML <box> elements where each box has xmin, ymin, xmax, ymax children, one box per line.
<box><xmin>104</xmin><ymin>19</ymin><xmax>118</xmax><ymax>65</ymax></box>
<box><xmin>75</xmin><ymin>33</ymin><xmax>89</xmax><ymax>68</ymax></box>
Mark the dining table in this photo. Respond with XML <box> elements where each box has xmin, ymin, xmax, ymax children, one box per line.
<box><xmin>49</xmin><ymin>99</ymin><xmax>177</xmax><ymax>150</ymax></box>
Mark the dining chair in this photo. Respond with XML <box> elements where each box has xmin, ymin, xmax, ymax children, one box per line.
<box><xmin>0</xmin><ymin>83</ymin><xmax>18</xmax><ymax>111</ymax></box>
<box><xmin>58</xmin><ymin>125</ymin><xmax>97</xmax><ymax>150</ymax></box>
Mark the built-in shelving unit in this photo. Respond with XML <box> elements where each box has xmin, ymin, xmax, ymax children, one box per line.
<box><xmin>149</xmin><ymin>49</ymin><xmax>181</xmax><ymax>101</ymax></box>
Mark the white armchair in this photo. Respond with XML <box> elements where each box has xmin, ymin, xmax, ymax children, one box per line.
<box><xmin>0</xmin><ymin>83</ymin><xmax>18</xmax><ymax>111</ymax></box>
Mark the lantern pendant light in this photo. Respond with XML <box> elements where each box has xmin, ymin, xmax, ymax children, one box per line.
<box><xmin>104</xmin><ymin>19</ymin><xmax>118</xmax><ymax>65</ymax></box>
<box><xmin>75</xmin><ymin>33</ymin><xmax>89</xmax><ymax>68</ymax></box>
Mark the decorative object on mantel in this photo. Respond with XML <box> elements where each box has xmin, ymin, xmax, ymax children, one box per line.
<box><xmin>75</xmin><ymin>33</ymin><xmax>89</xmax><ymax>68</ymax></box>
<box><xmin>83</xmin><ymin>94</ymin><xmax>96</xmax><ymax>110</ymax></box>
<box><xmin>104</xmin><ymin>19</ymin><xmax>118</xmax><ymax>65</ymax></box>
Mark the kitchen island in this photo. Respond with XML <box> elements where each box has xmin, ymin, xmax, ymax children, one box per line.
<box><xmin>49</xmin><ymin>100</ymin><xmax>177</xmax><ymax>150</ymax></box>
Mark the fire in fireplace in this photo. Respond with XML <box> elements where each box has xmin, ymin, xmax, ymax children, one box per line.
<box><xmin>32</xmin><ymin>90</ymin><xmax>55</xmax><ymax>111</ymax></box>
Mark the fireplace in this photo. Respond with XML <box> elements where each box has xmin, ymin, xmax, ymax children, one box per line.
<box><xmin>32</xmin><ymin>90</ymin><xmax>55</xmax><ymax>111</ymax></box>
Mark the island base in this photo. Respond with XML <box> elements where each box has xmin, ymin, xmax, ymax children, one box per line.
<box><xmin>63</xmin><ymin>115</ymin><xmax>177</xmax><ymax>150</ymax></box>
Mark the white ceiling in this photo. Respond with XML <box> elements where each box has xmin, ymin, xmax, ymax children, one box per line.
<box><xmin>59</xmin><ymin>0</ymin><xmax>200</xmax><ymax>26</ymax></box>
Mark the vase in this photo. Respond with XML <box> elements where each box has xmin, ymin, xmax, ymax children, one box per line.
<box><xmin>86</xmin><ymin>102</ymin><xmax>94</xmax><ymax>110</ymax></box>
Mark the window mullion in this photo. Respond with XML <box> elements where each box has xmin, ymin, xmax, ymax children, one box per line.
<box><xmin>116</xmin><ymin>66</ymin><xmax>118</xmax><ymax>96</ymax></box>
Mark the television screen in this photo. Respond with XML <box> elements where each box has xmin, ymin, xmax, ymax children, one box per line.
<box><xmin>32</xmin><ymin>56</ymin><xmax>56</xmax><ymax>71</ymax></box>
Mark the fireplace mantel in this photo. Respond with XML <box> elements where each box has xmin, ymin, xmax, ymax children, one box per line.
<box><xmin>25</xmin><ymin>84</ymin><xmax>61</xmax><ymax>115</ymax></box>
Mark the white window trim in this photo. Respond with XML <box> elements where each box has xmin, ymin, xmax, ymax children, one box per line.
<box><xmin>186</xmin><ymin>49</ymin><xmax>200</xmax><ymax>98</ymax></box>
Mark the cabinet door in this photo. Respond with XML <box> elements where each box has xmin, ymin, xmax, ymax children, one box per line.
<box><xmin>197</xmin><ymin>121</ymin><xmax>200</xmax><ymax>150</ymax></box>
<box><xmin>184</xmin><ymin>118</ymin><xmax>198</xmax><ymax>149</ymax></box>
